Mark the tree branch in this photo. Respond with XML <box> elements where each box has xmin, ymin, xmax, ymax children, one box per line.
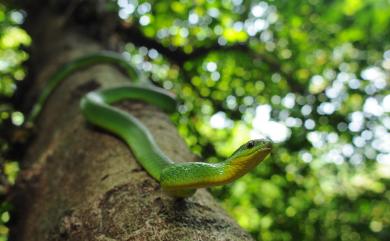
<box><xmin>61</xmin><ymin>0</ymin><xmax>305</xmax><ymax>95</ymax></box>
<box><xmin>10</xmin><ymin>3</ymin><xmax>255</xmax><ymax>240</ymax></box>
<box><xmin>116</xmin><ymin>23</ymin><xmax>249</xmax><ymax>65</ymax></box>
<box><xmin>117</xmin><ymin>23</ymin><xmax>305</xmax><ymax>94</ymax></box>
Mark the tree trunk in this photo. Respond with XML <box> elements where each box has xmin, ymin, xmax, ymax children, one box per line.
<box><xmin>9</xmin><ymin>4</ymin><xmax>254</xmax><ymax>241</ymax></box>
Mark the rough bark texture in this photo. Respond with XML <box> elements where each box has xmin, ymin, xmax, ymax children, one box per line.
<box><xmin>9</xmin><ymin>6</ymin><xmax>254</xmax><ymax>241</ymax></box>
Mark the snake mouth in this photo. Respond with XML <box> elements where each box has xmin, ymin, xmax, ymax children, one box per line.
<box><xmin>250</xmin><ymin>146</ymin><xmax>272</xmax><ymax>161</ymax></box>
<box><xmin>256</xmin><ymin>146</ymin><xmax>272</xmax><ymax>154</ymax></box>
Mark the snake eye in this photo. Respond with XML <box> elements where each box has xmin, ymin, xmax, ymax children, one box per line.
<box><xmin>247</xmin><ymin>141</ymin><xmax>255</xmax><ymax>149</ymax></box>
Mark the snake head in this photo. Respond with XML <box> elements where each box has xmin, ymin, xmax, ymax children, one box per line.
<box><xmin>229</xmin><ymin>138</ymin><xmax>273</xmax><ymax>160</ymax></box>
<box><xmin>224</xmin><ymin>138</ymin><xmax>273</xmax><ymax>178</ymax></box>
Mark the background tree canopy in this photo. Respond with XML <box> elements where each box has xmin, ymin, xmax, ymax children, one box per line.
<box><xmin>0</xmin><ymin>0</ymin><xmax>389</xmax><ymax>240</ymax></box>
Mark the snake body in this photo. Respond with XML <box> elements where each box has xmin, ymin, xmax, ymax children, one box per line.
<box><xmin>29</xmin><ymin>52</ymin><xmax>272</xmax><ymax>197</ymax></box>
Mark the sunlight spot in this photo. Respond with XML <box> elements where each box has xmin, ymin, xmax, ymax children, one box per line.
<box><xmin>348</xmin><ymin>111</ymin><xmax>364</xmax><ymax>132</ymax></box>
<box><xmin>251</xmin><ymin>2</ymin><xmax>268</xmax><ymax>17</ymax></box>
<box><xmin>301</xmin><ymin>152</ymin><xmax>312</xmax><ymax>163</ymax></box>
<box><xmin>206</xmin><ymin>62</ymin><xmax>217</xmax><ymax>72</ymax></box>
<box><xmin>318</xmin><ymin>102</ymin><xmax>336</xmax><ymax>115</ymax></box>
<box><xmin>384</xmin><ymin>50</ymin><xmax>390</xmax><ymax>59</ymax></box>
<box><xmin>252</xmin><ymin>105</ymin><xmax>290</xmax><ymax>142</ymax></box>
<box><xmin>382</xmin><ymin>94</ymin><xmax>390</xmax><ymax>112</ymax></box>
<box><xmin>253</xmin><ymin>121</ymin><xmax>290</xmax><ymax>143</ymax></box>
<box><xmin>218</xmin><ymin>37</ymin><xmax>227</xmax><ymax>46</ymax></box>
<box><xmin>118</xmin><ymin>0</ymin><xmax>128</xmax><ymax>7</ymax></box>
<box><xmin>189</xmin><ymin>12</ymin><xmax>199</xmax><ymax>24</ymax></box>
<box><xmin>255</xmin><ymin>105</ymin><xmax>271</xmax><ymax>121</ymax></box>
<box><xmin>301</xmin><ymin>104</ymin><xmax>312</xmax><ymax>116</ymax></box>
<box><xmin>377</xmin><ymin>153</ymin><xmax>390</xmax><ymax>165</ymax></box>
<box><xmin>10</xmin><ymin>11</ymin><xmax>24</xmax><ymax>24</ymax></box>
<box><xmin>137</xmin><ymin>2</ymin><xmax>151</xmax><ymax>14</ymax></box>
<box><xmin>327</xmin><ymin>132</ymin><xmax>338</xmax><ymax>143</ymax></box>
<box><xmin>226</xmin><ymin>96</ymin><xmax>237</xmax><ymax>109</ymax></box>
<box><xmin>271</xmin><ymin>95</ymin><xmax>281</xmax><ymax>104</ymax></box>
<box><xmin>353</xmin><ymin>136</ymin><xmax>365</xmax><ymax>147</ymax></box>
<box><xmin>372</xmin><ymin>132</ymin><xmax>390</xmax><ymax>153</ymax></box>
<box><xmin>363</xmin><ymin>97</ymin><xmax>383</xmax><ymax>116</ymax></box>
<box><xmin>233</xmin><ymin>22</ymin><xmax>244</xmax><ymax>31</ymax></box>
<box><xmin>254</xmin><ymin>19</ymin><xmax>268</xmax><ymax>31</ymax></box>
<box><xmin>1</xmin><ymin>212</ymin><xmax>10</xmax><ymax>223</ymax></box>
<box><xmin>157</xmin><ymin>28</ymin><xmax>169</xmax><ymax>39</ymax></box>
<box><xmin>282</xmin><ymin>93</ymin><xmax>295</xmax><ymax>109</ymax></box>
<box><xmin>281</xmin><ymin>49</ymin><xmax>292</xmax><ymax>59</ymax></box>
<box><xmin>11</xmin><ymin>111</ymin><xmax>24</xmax><ymax>126</ymax></box>
<box><xmin>148</xmin><ymin>49</ymin><xmax>158</xmax><ymax>59</ymax></box>
<box><xmin>213</xmin><ymin>25</ymin><xmax>223</xmax><ymax>35</ymax></box>
<box><xmin>285</xmin><ymin>117</ymin><xmax>302</xmax><ymax>127</ymax></box>
<box><xmin>142</xmin><ymin>62</ymin><xmax>152</xmax><ymax>71</ymax></box>
<box><xmin>208</xmin><ymin>8</ymin><xmax>220</xmax><ymax>18</ymax></box>
<box><xmin>351</xmin><ymin>154</ymin><xmax>363</xmax><ymax>165</ymax></box>
<box><xmin>370</xmin><ymin>221</ymin><xmax>383</xmax><ymax>233</ymax></box>
<box><xmin>267</xmin><ymin>11</ymin><xmax>278</xmax><ymax>23</ymax></box>
<box><xmin>210</xmin><ymin>111</ymin><xmax>232</xmax><ymax>129</ymax></box>
<box><xmin>132</xmin><ymin>54</ymin><xmax>143</xmax><ymax>64</ymax></box>
<box><xmin>361</xmin><ymin>67</ymin><xmax>382</xmax><ymax>81</ymax></box>
<box><xmin>179</xmin><ymin>28</ymin><xmax>189</xmax><ymax>38</ymax></box>
<box><xmin>307</xmin><ymin>131</ymin><xmax>324</xmax><ymax>148</ymax></box>
<box><xmin>118</xmin><ymin>0</ymin><xmax>135</xmax><ymax>19</ymax></box>
<box><xmin>348</xmin><ymin>78</ymin><xmax>360</xmax><ymax>89</ymax></box>
<box><xmin>139</xmin><ymin>15</ymin><xmax>150</xmax><ymax>26</ymax></box>
<box><xmin>342</xmin><ymin>144</ymin><xmax>354</xmax><ymax>157</ymax></box>
<box><xmin>246</xmin><ymin>23</ymin><xmax>257</xmax><ymax>36</ymax></box>
<box><xmin>260</xmin><ymin>30</ymin><xmax>273</xmax><ymax>42</ymax></box>
<box><xmin>362</xmin><ymin>130</ymin><xmax>373</xmax><ymax>140</ymax></box>
<box><xmin>163</xmin><ymin>80</ymin><xmax>173</xmax><ymax>89</ymax></box>
<box><xmin>382</xmin><ymin>60</ymin><xmax>390</xmax><ymax>70</ymax></box>
<box><xmin>304</xmin><ymin>119</ymin><xmax>315</xmax><ymax>130</ymax></box>
<box><xmin>309</xmin><ymin>75</ymin><xmax>326</xmax><ymax>93</ymax></box>
<box><xmin>211</xmin><ymin>71</ymin><xmax>220</xmax><ymax>81</ymax></box>
<box><xmin>361</xmin><ymin>67</ymin><xmax>387</xmax><ymax>89</ymax></box>
<box><xmin>327</xmin><ymin>150</ymin><xmax>344</xmax><ymax>165</ymax></box>
<box><xmin>326</xmin><ymin>81</ymin><xmax>344</xmax><ymax>98</ymax></box>
<box><xmin>0</xmin><ymin>60</ymin><xmax>9</xmax><ymax>71</ymax></box>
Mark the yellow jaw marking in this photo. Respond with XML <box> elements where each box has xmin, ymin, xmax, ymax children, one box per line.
<box><xmin>215</xmin><ymin>148</ymin><xmax>271</xmax><ymax>185</ymax></box>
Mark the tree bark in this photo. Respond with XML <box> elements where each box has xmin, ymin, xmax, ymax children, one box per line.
<box><xmin>9</xmin><ymin>4</ymin><xmax>254</xmax><ymax>241</ymax></box>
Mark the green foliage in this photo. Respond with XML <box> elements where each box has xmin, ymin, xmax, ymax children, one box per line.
<box><xmin>0</xmin><ymin>3</ymin><xmax>28</xmax><ymax>239</ymax></box>
<box><xmin>119</xmin><ymin>1</ymin><xmax>390</xmax><ymax>240</ymax></box>
<box><xmin>1</xmin><ymin>0</ymin><xmax>390</xmax><ymax>240</ymax></box>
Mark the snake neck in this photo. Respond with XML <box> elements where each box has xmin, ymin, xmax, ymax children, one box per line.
<box><xmin>220</xmin><ymin>149</ymin><xmax>271</xmax><ymax>183</ymax></box>
<box><xmin>160</xmin><ymin>148</ymin><xmax>271</xmax><ymax>195</ymax></box>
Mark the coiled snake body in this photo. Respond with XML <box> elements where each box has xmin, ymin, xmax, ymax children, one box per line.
<box><xmin>29</xmin><ymin>52</ymin><xmax>272</xmax><ymax>197</ymax></box>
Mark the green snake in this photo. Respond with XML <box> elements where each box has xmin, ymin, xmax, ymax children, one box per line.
<box><xmin>28</xmin><ymin>51</ymin><xmax>272</xmax><ymax>198</ymax></box>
